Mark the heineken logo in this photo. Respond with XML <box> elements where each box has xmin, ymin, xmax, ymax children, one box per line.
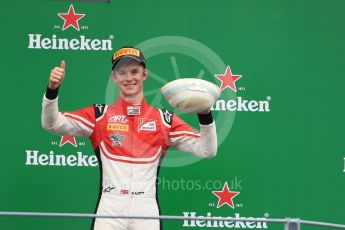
<box><xmin>212</xmin><ymin>66</ymin><xmax>271</xmax><ymax>112</ymax></box>
<box><xmin>215</xmin><ymin>66</ymin><xmax>242</xmax><ymax>92</ymax></box>
<box><xmin>59</xmin><ymin>136</ymin><xmax>77</xmax><ymax>147</ymax></box>
<box><xmin>181</xmin><ymin>179</ymin><xmax>268</xmax><ymax>228</ymax></box>
<box><xmin>212</xmin><ymin>97</ymin><xmax>271</xmax><ymax>112</ymax></box>
<box><xmin>212</xmin><ymin>182</ymin><xmax>240</xmax><ymax>209</ymax></box>
<box><xmin>27</xmin><ymin>4</ymin><xmax>113</xmax><ymax>51</ymax></box>
<box><xmin>25</xmin><ymin>150</ymin><xmax>98</xmax><ymax>167</ymax></box>
<box><xmin>58</xmin><ymin>5</ymin><xmax>85</xmax><ymax>31</ymax></box>
<box><xmin>182</xmin><ymin>212</ymin><xmax>268</xmax><ymax>229</ymax></box>
<box><xmin>28</xmin><ymin>34</ymin><xmax>112</xmax><ymax>51</ymax></box>
<box><xmin>24</xmin><ymin>137</ymin><xmax>97</xmax><ymax>167</ymax></box>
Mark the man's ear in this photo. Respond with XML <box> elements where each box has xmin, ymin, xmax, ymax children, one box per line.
<box><xmin>143</xmin><ymin>69</ymin><xmax>148</xmax><ymax>80</ymax></box>
<box><xmin>111</xmin><ymin>71</ymin><xmax>117</xmax><ymax>83</ymax></box>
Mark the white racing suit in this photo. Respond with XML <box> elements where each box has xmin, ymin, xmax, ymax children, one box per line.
<box><xmin>41</xmin><ymin>89</ymin><xmax>217</xmax><ymax>230</ymax></box>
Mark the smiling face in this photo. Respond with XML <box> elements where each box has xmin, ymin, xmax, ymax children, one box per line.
<box><xmin>112</xmin><ymin>61</ymin><xmax>148</xmax><ymax>102</ymax></box>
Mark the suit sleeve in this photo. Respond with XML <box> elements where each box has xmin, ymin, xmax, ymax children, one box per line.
<box><xmin>169</xmin><ymin>113</ymin><xmax>217</xmax><ymax>158</ymax></box>
<box><xmin>41</xmin><ymin>94</ymin><xmax>95</xmax><ymax>137</ymax></box>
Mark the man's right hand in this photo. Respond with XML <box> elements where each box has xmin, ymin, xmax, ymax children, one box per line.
<box><xmin>48</xmin><ymin>60</ymin><xmax>65</xmax><ymax>89</ymax></box>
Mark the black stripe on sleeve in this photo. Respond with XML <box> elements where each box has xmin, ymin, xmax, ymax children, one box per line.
<box><xmin>45</xmin><ymin>86</ymin><xmax>59</xmax><ymax>100</ymax></box>
<box><xmin>197</xmin><ymin>111</ymin><xmax>213</xmax><ymax>125</ymax></box>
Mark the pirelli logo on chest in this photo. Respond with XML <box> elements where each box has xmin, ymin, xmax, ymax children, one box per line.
<box><xmin>107</xmin><ymin>123</ymin><xmax>129</xmax><ymax>131</ymax></box>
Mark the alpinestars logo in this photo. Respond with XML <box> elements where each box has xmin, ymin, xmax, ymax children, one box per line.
<box><xmin>28</xmin><ymin>4</ymin><xmax>113</xmax><ymax>51</ymax></box>
<box><xmin>212</xmin><ymin>66</ymin><xmax>271</xmax><ymax>112</ymax></box>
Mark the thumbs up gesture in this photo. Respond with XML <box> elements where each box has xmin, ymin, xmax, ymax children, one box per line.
<box><xmin>48</xmin><ymin>60</ymin><xmax>65</xmax><ymax>89</ymax></box>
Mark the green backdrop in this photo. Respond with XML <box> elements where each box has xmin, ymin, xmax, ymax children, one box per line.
<box><xmin>0</xmin><ymin>0</ymin><xmax>344</xmax><ymax>229</ymax></box>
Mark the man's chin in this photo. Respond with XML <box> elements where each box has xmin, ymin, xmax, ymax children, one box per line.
<box><xmin>122</xmin><ymin>90</ymin><xmax>138</xmax><ymax>97</ymax></box>
<box><xmin>122</xmin><ymin>87</ymin><xmax>135</xmax><ymax>92</ymax></box>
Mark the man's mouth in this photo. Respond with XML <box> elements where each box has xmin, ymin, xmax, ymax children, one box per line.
<box><xmin>124</xmin><ymin>83</ymin><xmax>136</xmax><ymax>87</ymax></box>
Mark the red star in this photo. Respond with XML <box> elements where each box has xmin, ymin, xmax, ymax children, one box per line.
<box><xmin>212</xmin><ymin>182</ymin><xmax>240</xmax><ymax>208</ymax></box>
<box><xmin>59</xmin><ymin>136</ymin><xmax>77</xmax><ymax>147</ymax></box>
<box><xmin>215</xmin><ymin>66</ymin><xmax>242</xmax><ymax>92</ymax></box>
<box><xmin>58</xmin><ymin>5</ymin><xmax>85</xmax><ymax>31</ymax></box>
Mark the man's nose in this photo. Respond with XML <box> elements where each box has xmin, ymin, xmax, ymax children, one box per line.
<box><xmin>123</xmin><ymin>72</ymin><xmax>134</xmax><ymax>80</ymax></box>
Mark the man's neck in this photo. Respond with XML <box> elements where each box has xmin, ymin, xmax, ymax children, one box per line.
<box><xmin>121</xmin><ymin>93</ymin><xmax>144</xmax><ymax>105</ymax></box>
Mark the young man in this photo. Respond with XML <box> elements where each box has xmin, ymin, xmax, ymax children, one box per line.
<box><xmin>41</xmin><ymin>46</ymin><xmax>217</xmax><ymax>230</ymax></box>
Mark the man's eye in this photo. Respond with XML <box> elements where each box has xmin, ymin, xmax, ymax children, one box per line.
<box><xmin>131</xmin><ymin>70</ymin><xmax>139</xmax><ymax>74</ymax></box>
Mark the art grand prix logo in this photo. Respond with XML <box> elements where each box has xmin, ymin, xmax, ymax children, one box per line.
<box><xmin>58</xmin><ymin>5</ymin><xmax>85</xmax><ymax>31</ymax></box>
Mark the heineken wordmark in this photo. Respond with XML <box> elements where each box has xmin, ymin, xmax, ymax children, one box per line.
<box><xmin>25</xmin><ymin>150</ymin><xmax>98</xmax><ymax>167</ymax></box>
<box><xmin>212</xmin><ymin>97</ymin><xmax>271</xmax><ymax>112</ymax></box>
<box><xmin>182</xmin><ymin>212</ymin><xmax>268</xmax><ymax>229</ymax></box>
<box><xmin>28</xmin><ymin>34</ymin><xmax>112</xmax><ymax>51</ymax></box>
